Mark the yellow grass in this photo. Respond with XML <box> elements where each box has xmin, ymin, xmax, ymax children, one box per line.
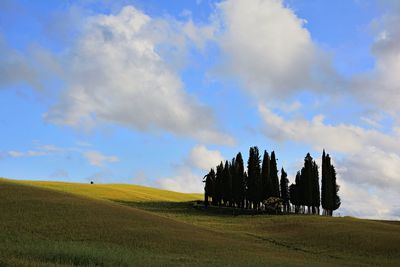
<box><xmin>10</xmin><ymin>179</ymin><xmax>202</xmax><ymax>202</ymax></box>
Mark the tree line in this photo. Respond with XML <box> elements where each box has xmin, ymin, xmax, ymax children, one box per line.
<box><xmin>203</xmin><ymin>147</ymin><xmax>340</xmax><ymax>216</ymax></box>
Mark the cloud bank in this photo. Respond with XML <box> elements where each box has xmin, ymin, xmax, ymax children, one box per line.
<box><xmin>259</xmin><ymin>104</ymin><xmax>400</xmax><ymax>219</ymax></box>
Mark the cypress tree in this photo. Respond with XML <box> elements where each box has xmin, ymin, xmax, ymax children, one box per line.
<box><xmin>312</xmin><ymin>161</ymin><xmax>320</xmax><ymax>214</ymax></box>
<box><xmin>247</xmin><ymin>147</ymin><xmax>255</xmax><ymax>207</ymax></box>
<box><xmin>321</xmin><ymin>151</ymin><xmax>341</xmax><ymax>216</ymax></box>
<box><xmin>215</xmin><ymin>162</ymin><xmax>224</xmax><ymax>206</ymax></box>
<box><xmin>230</xmin><ymin>157</ymin><xmax>238</xmax><ymax>207</ymax></box>
<box><xmin>321</xmin><ymin>150</ymin><xmax>327</xmax><ymax>215</ymax></box>
<box><xmin>289</xmin><ymin>175</ymin><xmax>300</xmax><ymax>214</ymax></box>
<box><xmin>261</xmin><ymin>150</ymin><xmax>271</xmax><ymax>201</ymax></box>
<box><xmin>203</xmin><ymin>168</ymin><xmax>215</xmax><ymax>206</ymax></box>
<box><xmin>270</xmin><ymin>151</ymin><xmax>280</xmax><ymax>198</ymax></box>
<box><xmin>328</xmin><ymin>165</ymin><xmax>341</xmax><ymax>215</ymax></box>
<box><xmin>247</xmin><ymin>146</ymin><xmax>261</xmax><ymax>209</ymax></box>
<box><xmin>235</xmin><ymin>152</ymin><xmax>245</xmax><ymax>208</ymax></box>
<box><xmin>299</xmin><ymin>153</ymin><xmax>313</xmax><ymax>213</ymax></box>
<box><xmin>243</xmin><ymin>171</ymin><xmax>249</xmax><ymax>208</ymax></box>
<box><xmin>280</xmin><ymin>167</ymin><xmax>290</xmax><ymax>213</ymax></box>
<box><xmin>222</xmin><ymin>160</ymin><xmax>232</xmax><ymax>206</ymax></box>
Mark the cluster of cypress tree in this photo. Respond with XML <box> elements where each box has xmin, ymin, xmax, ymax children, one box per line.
<box><xmin>203</xmin><ymin>146</ymin><xmax>341</xmax><ymax>216</ymax></box>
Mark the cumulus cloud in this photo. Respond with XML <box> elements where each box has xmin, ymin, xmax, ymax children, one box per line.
<box><xmin>214</xmin><ymin>0</ymin><xmax>335</xmax><ymax>99</ymax></box>
<box><xmin>83</xmin><ymin>151</ymin><xmax>119</xmax><ymax>167</ymax></box>
<box><xmin>38</xmin><ymin>6</ymin><xmax>232</xmax><ymax>145</ymax></box>
<box><xmin>157</xmin><ymin>144</ymin><xmax>224</xmax><ymax>193</ymax></box>
<box><xmin>259</xmin><ymin>104</ymin><xmax>400</xmax><ymax>219</ymax></box>
<box><xmin>351</xmin><ymin>11</ymin><xmax>400</xmax><ymax>115</ymax></box>
<box><xmin>337</xmin><ymin>181</ymin><xmax>397</xmax><ymax>219</ymax></box>
<box><xmin>259</xmin><ymin>104</ymin><xmax>400</xmax><ymax>154</ymax></box>
<box><xmin>189</xmin><ymin>145</ymin><xmax>224</xmax><ymax>171</ymax></box>
<box><xmin>157</xmin><ymin>167</ymin><xmax>203</xmax><ymax>193</ymax></box>
<box><xmin>337</xmin><ymin>147</ymin><xmax>400</xmax><ymax>190</ymax></box>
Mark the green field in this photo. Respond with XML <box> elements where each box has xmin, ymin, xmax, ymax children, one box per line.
<box><xmin>1</xmin><ymin>178</ymin><xmax>399</xmax><ymax>266</ymax></box>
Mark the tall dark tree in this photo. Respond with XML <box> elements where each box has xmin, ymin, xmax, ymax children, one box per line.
<box><xmin>214</xmin><ymin>162</ymin><xmax>224</xmax><ymax>206</ymax></box>
<box><xmin>280</xmin><ymin>168</ymin><xmax>290</xmax><ymax>213</ymax></box>
<box><xmin>321</xmin><ymin>151</ymin><xmax>341</xmax><ymax>216</ymax></box>
<box><xmin>247</xmin><ymin>146</ymin><xmax>261</xmax><ymax>209</ymax></box>
<box><xmin>203</xmin><ymin>169</ymin><xmax>215</xmax><ymax>206</ymax></box>
<box><xmin>243</xmin><ymin>171</ymin><xmax>249</xmax><ymax>208</ymax></box>
<box><xmin>312</xmin><ymin>161</ymin><xmax>320</xmax><ymax>214</ymax></box>
<box><xmin>270</xmin><ymin>151</ymin><xmax>280</xmax><ymax>198</ymax></box>
<box><xmin>222</xmin><ymin>160</ymin><xmax>232</xmax><ymax>206</ymax></box>
<box><xmin>234</xmin><ymin>152</ymin><xmax>245</xmax><ymax>208</ymax></box>
<box><xmin>261</xmin><ymin>150</ymin><xmax>271</xmax><ymax>200</ymax></box>
<box><xmin>331</xmin><ymin>166</ymin><xmax>341</xmax><ymax>214</ymax></box>
<box><xmin>298</xmin><ymin>153</ymin><xmax>314</xmax><ymax>213</ymax></box>
<box><xmin>230</xmin><ymin>157</ymin><xmax>238</xmax><ymax>206</ymax></box>
<box><xmin>289</xmin><ymin>172</ymin><xmax>301</xmax><ymax>213</ymax></box>
<box><xmin>321</xmin><ymin>150</ymin><xmax>327</xmax><ymax>213</ymax></box>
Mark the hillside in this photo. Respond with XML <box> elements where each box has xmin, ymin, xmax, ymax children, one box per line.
<box><xmin>11</xmin><ymin>179</ymin><xmax>202</xmax><ymax>202</ymax></box>
<box><xmin>1</xmin><ymin>178</ymin><xmax>399</xmax><ymax>266</ymax></box>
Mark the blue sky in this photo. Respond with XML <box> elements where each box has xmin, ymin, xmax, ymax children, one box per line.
<box><xmin>1</xmin><ymin>0</ymin><xmax>400</xmax><ymax>219</ymax></box>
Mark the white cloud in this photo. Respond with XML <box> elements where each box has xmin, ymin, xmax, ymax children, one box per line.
<box><xmin>182</xmin><ymin>19</ymin><xmax>215</xmax><ymax>51</ymax></box>
<box><xmin>189</xmin><ymin>144</ymin><xmax>224</xmax><ymax>171</ymax></box>
<box><xmin>4</xmin><ymin>143</ymin><xmax>81</xmax><ymax>159</ymax></box>
<box><xmin>157</xmin><ymin>167</ymin><xmax>203</xmax><ymax>193</ymax></box>
<box><xmin>157</xmin><ymin>144</ymin><xmax>224</xmax><ymax>193</ymax></box>
<box><xmin>0</xmin><ymin>37</ymin><xmax>41</xmax><ymax>89</ymax></box>
<box><xmin>214</xmin><ymin>0</ymin><xmax>335</xmax><ymax>99</ymax></box>
<box><xmin>83</xmin><ymin>150</ymin><xmax>119</xmax><ymax>167</ymax></box>
<box><xmin>351</xmin><ymin>13</ymin><xmax>400</xmax><ymax>115</ymax></box>
<box><xmin>279</xmin><ymin>101</ymin><xmax>302</xmax><ymax>113</ymax></box>
<box><xmin>337</xmin><ymin>181</ymin><xmax>397</xmax><ymax>220</ymax></box>
<box><xmin>338</xmin><ymin>147</ymin><xmax>400</xmax><ymax>190</ymax></box>
<box><xmin>259</xmin><ymin>104</ymin><xmax>400</xmax><ymax>154</ymax></box>
<box><xmin>360</xmin><ymin>115</ymin><xmax>383</xmax><ymax>129</ymax></box>
<box><xmin>7</xmin><ymin>150</ymin><xmax>48</xmax><ymax>158</ymax></box>
<box><xmin>39</xmin><ymin>6</ymin><xmax>232</xmax><ymax>145</ymax></box>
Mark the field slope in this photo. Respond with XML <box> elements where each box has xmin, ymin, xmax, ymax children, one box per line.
<box><xmin>1</xmin><ymin>178</ymin><xmax>399</xmax><ymax>266</ymax></box>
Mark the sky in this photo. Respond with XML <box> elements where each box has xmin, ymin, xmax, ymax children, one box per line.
<box><xmin>0</xmin><ymin>0</ymin><xmax>399</xmax><ymax>220</ymax></box>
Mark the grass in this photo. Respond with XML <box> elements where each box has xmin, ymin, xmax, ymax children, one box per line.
<box><xmin>1</xmin><ymin>178</ymin><xmax>400</xmax><ymax>266</ymax></box>
<box><xmin>10</xmin><ymin>179</ymin><xmax>202</xmax><ymax>202</ymax></box>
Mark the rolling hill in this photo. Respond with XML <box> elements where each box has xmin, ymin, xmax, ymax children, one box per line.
<box><xmin>1</xmin><ymin>178</ymin><xmax>399</xmax><ymax>266</ymax></box>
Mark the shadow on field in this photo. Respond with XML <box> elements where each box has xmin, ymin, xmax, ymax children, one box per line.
<box><xmin>116</xmin><ymin>201</ymin><xmax>198</xmax><ymax>215</ymax></box>
<box><xmin>116</xmin><ymin>201</ymin><xmax>276</xmax><ymax>217</ymax></box>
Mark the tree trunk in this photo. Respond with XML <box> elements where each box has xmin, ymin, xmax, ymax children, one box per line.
<box><xmin>204</xmin><ymin>194</ymin><xmax>209</xmax><ymax>207</ymax></box>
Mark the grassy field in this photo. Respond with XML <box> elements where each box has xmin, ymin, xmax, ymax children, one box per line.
<box><xmin>11</xmin><ymin>179</ymin><xmax>202</xmax><ymax>202</ymax></box>
<box><xmin>1</xmin><ymin>178</ymin><xmax>399</xmax><ymax>266</ymax></box>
